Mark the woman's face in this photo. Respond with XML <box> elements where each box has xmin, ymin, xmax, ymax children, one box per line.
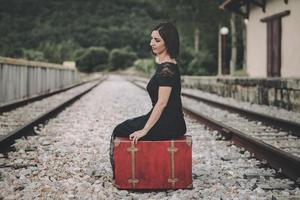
<box><xmin>150</xmin><ymin>30</ymin><xmax>166</xmax><ymax>55</ymax></box>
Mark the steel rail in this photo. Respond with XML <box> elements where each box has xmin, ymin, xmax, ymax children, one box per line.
<box><xmin>182</xmin><ymin>106</ymin><xmax>300</xmax><ymax>183</ymax></box>
<box><xmin>181</xmin><ymin>92</ymin><xmax>300</xmax><ymax>136</ymax></box>
<box><xmin>130</xmin><ymin>79</ymin><xmax>300</xmax><ymax>183</ymax></box>
<box><xmin>0</xmin><ymin>75</ymin><xmax>108</xmax><ymax>153</ymax></box>
<box><xmin>132</xmin><ymin>78</ymin><xmax>300</xmax><ymax>136</ymax></box>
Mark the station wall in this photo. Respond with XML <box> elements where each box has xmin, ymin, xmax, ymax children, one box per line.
<box><xmin>182</xmin><ymin>76</ymin><xmax>300</xmax><ymax>112</ymax></box>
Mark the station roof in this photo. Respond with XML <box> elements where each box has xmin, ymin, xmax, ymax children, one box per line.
<box><xmin>219</xmin><ymin>0</ymin><xmax>289</xmax><ymax>18</ymax></box>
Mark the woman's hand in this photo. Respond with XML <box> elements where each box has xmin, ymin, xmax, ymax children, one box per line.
<box><xmin>129</xmin><ymin>129</ymin><xmax>147</xmax><ymax>144</ymax></box>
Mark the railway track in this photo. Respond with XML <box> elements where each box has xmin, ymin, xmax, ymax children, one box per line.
<box><xmin>181</xmin><ymin>91</ymin><xmax>300</xmax><ymax>135</ymax></box>
<box><xmin>0</xmin><ymin>75</ymin><xmax>108</xmax><ymax>153</ymax></box>
<box><xmin>1</xmin><ymin>75</ymin><xmax>299</xmax><ymax>199</ymax></box>
<box><xmin>130</xmin><ymin>78</ymin><xmax>300</xmax><ymax>183</ymax></box>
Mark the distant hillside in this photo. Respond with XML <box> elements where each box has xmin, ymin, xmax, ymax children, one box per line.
<box><xmin>0</xmin><ymin>0</ymin><xmax>232</xmax><ymax>75</ymax></box>
<box><xmin>0</xmin><ymin>0</ymin><xmax>164</xmax><ymax>62</ymax></box>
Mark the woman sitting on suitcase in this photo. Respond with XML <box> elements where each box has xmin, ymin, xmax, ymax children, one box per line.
<box><xmin>110</xmin><ymin>22</ymin><xmax>186</xmax><ymax>178</ymax></box>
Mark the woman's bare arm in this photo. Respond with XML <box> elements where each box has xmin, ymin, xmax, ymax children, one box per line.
<box><xmin>143</xmin><ymin>86</ymin><xmax>171</xmax><ymax>132</ymax></box>
<box><xmin>129</xmin><ymin>86</ymin><xmax>172</xmax><ymax>143</ymax></box>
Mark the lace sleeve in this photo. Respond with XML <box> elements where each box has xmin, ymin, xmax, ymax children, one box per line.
<box><xmin>156</xmin><ymin>63</ymin><xmax>176</xmax><ymax>87</ymax></box>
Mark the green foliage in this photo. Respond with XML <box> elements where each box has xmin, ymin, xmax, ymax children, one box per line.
<box><xmin>74</xmin><ymin>48</ymin><xmax>86</xmax><ymax>60</ymax></box>
<box><xmin>157</xmin><ymin>0</ymin><xmax>229</xmax><ymax>75</ymax></box>
<box><xmin>178</xmin><ymin>47</ymin><xmax>195</xmax><ymax>75</ymax></box>
<box><xmin>232</xmin><ymin>68</ymin><xmax>248</xmax><ymax>77</ymax></box>
<box><xmin>0</xmin><ymin>0</ymin><xmax>157</xmax><ymax>62</ymax></box>
<box><xmin>0</xmin><ymin>0</ymin><xmax>232</xmax><ymax>76</ymax></box>
<box><xmin>37</xmin><ymin>39</ymin><xmax>80</xmax><ymax>63</ymax></box>
<box><xmin>22</xmin><ymin>49</ymin><xmax>45</xmax><ymax>61</ymax></box>
<box><xmin>109</xmin><ymin>47</ymin><xmax>137</xmax><ymax>70</ymax></box>
<box><xmin>76</xmin><ymin>47</ymin><xmax>109</xmax><ymax>72</ymax></box>
<box><xmin>187</xmin><ymin>49</ymin><xmax>215</xmax><ymax>76</ymax></box>
<box><xmin>178</xmin><ymin>47</ymin><xmax>216</xmax><ymax>76</ymax></box>
<box><xmin>134</xmin><ymin>58</ymin><xmax>155</xmax><ymax>74</ymax></box>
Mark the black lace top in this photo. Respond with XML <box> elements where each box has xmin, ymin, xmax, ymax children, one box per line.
<box><xmin>112</xmin><ymin>62</ymin><xmax>186</xmax><ymax>140</ymax></box>
<box><xmin>147</xmin><ymin>62</ymin><xmax>183</xmax><ymax>110</ymax></box>
<box><xmin>144</xmin><ymin>62</ymin><xmax>186</xmax><ymax>139</ymax></box>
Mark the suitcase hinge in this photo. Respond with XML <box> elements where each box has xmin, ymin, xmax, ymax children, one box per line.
<box><xmin>128</xmin><ymin>178</ymin><xmax>139</xmax><ymax>187</ymax></box>
<box><xmin>127</xmin><ymin>141</ymin><xmax>139</xmax><ymax>188</ymax></box>
<box><xmin>168</xmin><ymin>140</ymin><xmax>178</xmax><ymax>188</ymax></box>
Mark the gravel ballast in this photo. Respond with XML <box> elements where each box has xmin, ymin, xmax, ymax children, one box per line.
<box><xmin>0</xmin><ymin>75</ymin><xmax>299</xmax><ymax>199</ymax></box>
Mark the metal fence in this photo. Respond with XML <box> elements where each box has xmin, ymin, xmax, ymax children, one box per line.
<box><xmin>0</xmin><ymin>57</ymin><xmax>79</xmax><ymax>105</ymax></box>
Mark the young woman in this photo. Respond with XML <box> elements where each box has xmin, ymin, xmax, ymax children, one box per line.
<box><xmin>109</xmin><ymin>22</ymin><xmax>186</xmax><ymax>178</ymax></box>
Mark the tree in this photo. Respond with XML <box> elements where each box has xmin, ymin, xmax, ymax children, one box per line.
<box><xmin>157</xmin><ymin>0</ymin><xmax>229</xmax><ymax>75</ymax></box>
<box><xmin>230</xmin><ymin>13</ymin><xmax>237</xmax><ymax>75</ymax></box>
<box><xmin>109</xmin><ymin>47</ymin><xmax>137</xmax><ymax>70</ymax></box>
<box><xmin>76</xmin><ymin>47</ymin><xmax>109</xmax><ymax>72</ymax></box>
<box><xmin>159</xmin><ymin>0</ymin><xmax>224</xmax><ymax>52</ymax></box>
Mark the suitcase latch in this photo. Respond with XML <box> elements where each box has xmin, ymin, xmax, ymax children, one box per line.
<box><xmin>127</xmin><ymin>141</ymin><xmax>139</xmax><ymax>188</ymax></box>
<box><xmin>168</xmin><ymin>140</ymin><xmax>179</xmax><ymax>188</ymax></box>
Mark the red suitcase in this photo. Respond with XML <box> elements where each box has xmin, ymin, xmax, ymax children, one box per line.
<box><xmin>113</xmin><ymin>136</ymin><xmax>193</xmax><ymax>190</ymax></box>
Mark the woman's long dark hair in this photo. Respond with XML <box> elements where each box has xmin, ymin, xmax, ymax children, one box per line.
<box><xmin>152</xmin><ymin>22</ymin><xmax>180</xmax><ymax>59</ymax></box>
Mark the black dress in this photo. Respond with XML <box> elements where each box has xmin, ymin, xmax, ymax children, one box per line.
<box><xmin>110</xmin><ymin>62</ymin><xmax>186</xmax><ymax>177</ymax></box>
<box><xmin>113</xmin><ymin>62</ymin><xmax>186</xmax><ymax>139</ymax></box>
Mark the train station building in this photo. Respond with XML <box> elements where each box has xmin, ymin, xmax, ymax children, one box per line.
<box><xmin>220</xmin><ymin>0</ymin><xmax>300</xmax><ymax>78</ymax></box>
